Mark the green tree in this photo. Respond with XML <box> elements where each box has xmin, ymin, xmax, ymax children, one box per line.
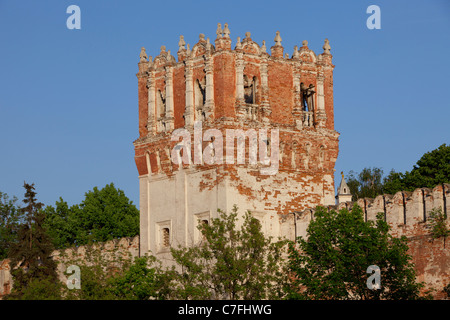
<box><xmin>43</xmin><ymin>198</ymin><xmax>78</xmax><ymax>249</ymax></box>
<box><xmin>346</xmin><ymin>144</ymin><xmax>450</xmax><ymax>199</ymax></box>
<box><xmin>63</xmin><ymin>263</ymin><xmax>117</xmax><ymax>300</ymax></box>
<box><xmin>427</xmin><ymin>207</ymin><xmax>449</xmax><ymax>242</ymax></box>
<box><xmin>18</xmin><ymin>277</ymin><xmax>63</xmax><ymax>300</ymax></box>
<box><xmin>5</xmin><ymin>183</ymin><xmax>60</xmax><ymax>300</ymax></box>
<box><xmin>383</xmin><ymin>144</ymin><xmax>450</xmax><ymax>194</ymax></box>
<box><xmin>61</xmin><ymin>240</ymin><xmax>134</xmax><ymax>300</ymax></box>
<box><xmin>382</xmin><ymin>169</ymin><xmax>406</xmax><ymax>195</ymax></box>
<box><xmin>347</xmin><ymin>167</ymin><xmax>384</xmax><ymax>201</ymax></box>
<box><xmin>61</xmin><ymin>244</ymin><xmax>171</xmax><ymax>300</ymax></box>
<box><xmin>44</xmin><ymin>183</ymin><xmax>139</xmax><ymax>248</ymax></box>
<box><xmin>109</xmin><ymin>256</ymin><xmax>174</xmax><ymax>300</ymax></box>
<box><xmin>77</xmin><ymin>183</ymin><xmax>139</xmax><ymax>244</ymax></box>
<box><xmin>286</xmin><ymin>205</ymin><xmax>427</xmax><ymax>300</ymax></box>
<box><xmin>170</xmin><ymin>205</ymin><xmax>288</xmax><ymax>300</ymax></box>
<box><xmin>0</xmin><ymin>191</ymin><xmax>23</xmax><ymax>260</ymax></box>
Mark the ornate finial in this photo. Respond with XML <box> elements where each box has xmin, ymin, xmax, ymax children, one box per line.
<box><xmin>274</xmin><ymin>31</ymin><xmax>282</xmax><ymax>46</ymax></box>
<box><xmin>139</xmin><ymin>47</ymin><xmax>148</xmax><ymax>62</ymax></box>
<box><xmin>206</xmin><ymin>37</ymin><xmax>211</xmax><ymax>52</ymax></box>
<box><xmin>293</xmin><ymin>45</ymin><xmax>299</xmax><ymax>58</ymax></box>
<box><xmin>236</xmin><ymin>36</ymin><xmax>242</xmax><ymax>49</ymax></box>
<box><xmin>216</xmin><ymin>23</ymin><xmax>223</xmax><ymax>39</ymax></box>
<box><xmin>160</xmin><ymin>45</ymin><xmax>166</xmax><ymax>53</ymax></box>
<box><xmin>245</xmin><ymin>31</ymin><xmax>251</xmax><ymax>40</ymax></box>
<box><xmin>199</xmin><ymin>33</ymin><xmax>205</xmax><ymax>41</ymax></box>
<box><xmin>168</xmin><ymin>50</ymin><xmax>175</xmax><ymax>62</ymax></box>
<box><xmin>178</xmin><ymin>35</ymin><xmax>186</xmax><ymax>51</ymax></box>
<box><xmin>223</xmin><ymin>23</ymin><xmax>230</xmax><ymax>38</ymax></box>
<box><xmin>186</xmin><ymin>44</ymin><xmax>191</xmax><ymax>56</ymax></box>
<box><xmin>302</xmin><ymin>40</ymin><xmax>308</xmax><ymax>47</ymax></box>
<box><xmin>261</xmin><ymin>40</ymin><xmax>267</xmax><ymax>53</ymax></box>
<box><xmin>323</xmin><ymin>38</ymin><xmax>331</xmax><ymax>54</ymax></box>
<box><xmin>341</xmin><ymin>171</ymin><xmax>344</xmax><ymax>179</ymax></box>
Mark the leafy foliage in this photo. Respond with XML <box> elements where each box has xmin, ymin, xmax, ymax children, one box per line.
<box><xmin>61</xmin><ymin>245</ymin><xmax>172</xmax><ymax>300</ymax></box>
<box><xmin>43</xmin><ymin>183</ymin><xmax>139</xmax><ymax>248</ymax></box>
<box><xmin>347</xmin><ymin>144</ymin><xmax>450</xmax><ymax>199</ymax></box>
<box><xmin>347</xmin><ymin>167</ymin><xmax>384</xmax><ymax>201</ymax></box>
<box><xmin>42</xmin><ymin>198</ymin><xmax>78</xmax><ymax>249</ymax></box>
<box><xmin>14</xmin><ymin>277</ymin><xmax>63</xmax><ymax>300</ymax></box>
<box><xmin>0</xmin><ymin>191</ymin><xmax>23</xmax><ymax>260</ymax></box>
<box><xmin>286</xmin><ymin>205</ymin><xmax>427</xmax><ymax>300</ymax></box>
<box><xmin>402</xmin><ymin>143</ymin><xmax>450</xmax><ymax>190</ymax></box>
<box><xmin>108</xmin><ymin>256</ymin><xmax>174</xmax><ymax>300</ymax></box>
<box><xmin>60</xmin><ymin>241</ymin><xmax>134</xmax><ymax>300</ymax></box>
<box><xmin>427</xmin><ymin>207</ymin><xmax>449</xmax><ymax>240</ymax></box>
<box><xmin>170</xmin><ymin>205</ymin><xmax>288</xmax><ymax>300</ymax></box>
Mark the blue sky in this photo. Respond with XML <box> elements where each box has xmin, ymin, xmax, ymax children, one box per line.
<box><xmin>0</xmin><ymin>0</ymin><xmax>449</xmax><ymax>207</ymax></box>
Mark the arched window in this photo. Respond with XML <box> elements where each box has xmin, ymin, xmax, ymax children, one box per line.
<box><xmin>195</xmin><ymin>78</ymin><xmax>206</xmax><ymax>108</ymax></box>
<box><xmin>157</xmin><ymin>89</ymin><xmax>166</xmax><ymax>118</ymax></box>
<box><xmin>244</xmin><ymin>75</ymin><xmax>257</xmax><ymax>104</ymax></box>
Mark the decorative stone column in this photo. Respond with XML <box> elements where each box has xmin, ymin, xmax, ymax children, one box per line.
<box><xmin>292</xmin><ymin>67</ymin><xmax>303</xmax><ymax>129</ymax></box>
<box><xmin>184</xmin><ymin>59</ymin><xmax>195</xmax><ymax>127</ymax></box>
<box><xmin>164</xmin><ymin>65</ymin><xmax>175</xmax><ymax>131</ymax></box>
<box><xmin>235</xmin><ymin>51</ymin><xmax>245</xmax><ymax>119</ymax></box>
<box><xmin>137</xmin><ymin>47</ymin><xmax>150</xmax><ymax>137</ymax></box>
<box><xmin>204</xmin><ymin>52</ymin><xmax>215</xmax><ymax>121</ymax></box>
<box><xmin>315</xmin><ymin>72</ymin><xmax>327</xmax><ymax>128</ymax></box>
<box><xmin>147</xmin><ymin>69</ymin><xmax>156</xmax><ymax>134</ymax></box>
<box><xmin>259</xmin><ymin>54</ymin><xmax>271</xmax><ymax>123</ymax></box>
<box><xmin>235</xmin><ymin>52</ymin><xmax>244</xmax><ymax>102</ymax></box>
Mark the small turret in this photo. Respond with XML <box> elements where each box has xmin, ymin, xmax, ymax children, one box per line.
<box><xmin>336</xmin><ymin>172</ymin><xmax>353</xmax><ymax>204</ymax></box>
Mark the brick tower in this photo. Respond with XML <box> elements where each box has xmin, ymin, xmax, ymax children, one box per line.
<box><xmin>134</xmin><ymin>24</ymin><xmax>339</xmax><ymax>258</ymax></box>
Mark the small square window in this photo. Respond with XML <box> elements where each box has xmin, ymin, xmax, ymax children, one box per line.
<box><xmin>162</xmin><ymin>228</ymin><xmax>170</xmax><ymax>247</ymax></box>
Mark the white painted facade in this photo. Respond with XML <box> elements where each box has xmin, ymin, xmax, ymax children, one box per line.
<box><xmin>139</xmin><ymin>165</ymin><xmax>336</xmax><ymax>261</ymax></box>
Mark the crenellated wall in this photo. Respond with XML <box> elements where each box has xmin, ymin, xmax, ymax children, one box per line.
<box><xmin>281</xmin><ymin>183</ymin><xmax>450</xmax><ymax>298</ymax></box>
<box><xmin>0</xmin><ymin>236</ymin><xmax>140</xmax><ymax>299</ymax></box>
<box><xmin>0</xmin><ymin>259</ymin><xmax>11</xmax><ymax>298</ymax></box>
<box><xmin>342</xmin><ymin>183</ymin><xmax>449</xmax><ymax>238</ymax></box>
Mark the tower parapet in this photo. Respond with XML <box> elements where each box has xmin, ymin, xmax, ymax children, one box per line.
<box><xmin>134</xmin><ymin>24</ymin><xmax>338</xmax><ymax>177</ymax></box>
<box><xmin>283</xmin><ymin>183</ymin><xmax>450</xmax><ymax>240</ymax></box>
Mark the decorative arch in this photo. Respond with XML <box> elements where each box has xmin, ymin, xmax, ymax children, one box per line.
<box><xmin>299</xmin><ymin>50</ymin><xmax>317</xmax><ymax>63</ymax></box>
<box><xmin>241</xmin><ymin>40</ymin><xmax>261</xmax><ymax>55</ymax></box>
<box><xmin>191</xmin><ymin>37</ymin><xmax>215</xmax><ymax>58</ymax></box>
